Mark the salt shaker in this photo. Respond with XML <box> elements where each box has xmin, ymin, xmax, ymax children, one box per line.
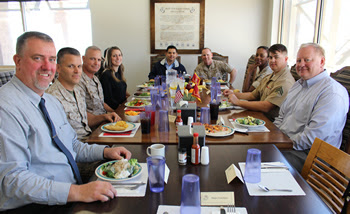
<box><xmin>187</xmin><ymin>116</ymin><xmax>194</xmax><ymax>127</ymax></box>
<box><xmin>201</xmin><ymin>146</ymin><xmax>209</xmax><ymax>165</ymax></box>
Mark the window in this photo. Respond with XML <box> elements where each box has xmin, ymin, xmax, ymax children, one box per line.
<box><xmin>279</xmin><ymin>0</ymin><xmax>350</xmax><ymax>72</ymax></box>
<box><xmin>0</xmin><ymin>0</ymin><xmax>92</xmax><ymax>65</ymax></box>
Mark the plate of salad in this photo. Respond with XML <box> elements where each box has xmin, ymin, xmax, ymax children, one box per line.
<box><xmin>136</xmin><ymin>82</ymin><xmax>155</xmax><ymax>88</ymax></box>
<box><xmin>234</xmin><ymin>116</ymin><xmax>265</xmax><ymax>128</ymax></box>
<box><xmin>133</xmin><ymin>92</ymin><xmax>151</xmax><ymax>99</ymax></box>
<box><xmin>125</xmin><ymin>99</ymin><xmax>151</xmax><ymax>108</ymax></box>
<box><xmin>95</xmin><ymin>159</ymin><xmax>142</xmax><ymax>182</ymax></box>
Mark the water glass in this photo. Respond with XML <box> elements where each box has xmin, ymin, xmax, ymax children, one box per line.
<box><xmin>147</xmin><ymin>156</ymin><xmax>166</xmax><ymax>193</ymax></box>
<box><xmin>180</xmin><ymin>174</ymin><xmax>201</xmax><ymax>214</ymax></box>
<box><xmin>200</xmin><ymin>107</ymin><xmax>210</xmax><ymax>124</ymax></box>
<box><xmin>161</xmin><ymin>95</ymin><xmax>169</xmax><ymax>111</ymax></box>
<box><xmin>151</xmin><ymin>94</ymin><xmax>161</xmax><ymax>109</ymax></box>
<box><xmin>158</xmin><ymin>110</ymin><xmax>169</xmax><ymax>132</ymax></box>
<box><xmin>154</xmin><ymin>76</ymin><xmax>160</xmax><ymax>86</ymax></box>
<box><xmin>244</xmin><ymin>148</ymin><xmax>261</xmax><ymax>183</ymax></box>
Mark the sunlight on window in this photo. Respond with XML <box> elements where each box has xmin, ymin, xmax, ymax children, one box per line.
<box><xmin>281</xmin><ymin>0</ymin><xmax>317</xmax><ymax>67</ymax></box>
<box><xmin>320</xmin><ymin>0</ymin><xmax>350</xmax><ymax>72</ymax></box>
<box><xmin>0</xmin><ymin>0</ymin><xmax>92</xmax><ymax>65</ymax></box>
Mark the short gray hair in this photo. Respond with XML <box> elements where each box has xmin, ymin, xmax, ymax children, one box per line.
<box><xmin>300</xmin><ymin>43</ymin><xmax>325</xmax><ymax>57</ymax></box>
<box><xmin>16</xmin><ymin>31</ymin><xmax>53</xmax><ymax>56</ymax></box>
<box><xmin>85</xmin><ymin>46</ymin><xmax>101</xmax><ymax>55</ymax></box>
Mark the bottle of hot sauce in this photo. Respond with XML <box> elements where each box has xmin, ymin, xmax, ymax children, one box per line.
<box><xmin>175</xmin><ymin>110</ymin><xmax>183</xmax><ymax>134</ymax></box>
<box><xmin>191</xmin><ymin>132</ymin><xmax>200</xmax><ymax>165</ymax></box>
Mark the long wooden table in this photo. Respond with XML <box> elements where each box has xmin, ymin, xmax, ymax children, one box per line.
<box><xmin>3</xmin><ymin>144</ymin><xmax>331</xmax><ymax>214</ymax></box>
<box><xmin>86</xmin><ymin>88</ymin><xmax>293</xmax><ymax>149</ymax></box>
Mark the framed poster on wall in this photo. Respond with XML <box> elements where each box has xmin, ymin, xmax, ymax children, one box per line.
<box><xmin>150</xmin><ymin>0</ymin><xmax>205</xmax><ymax>54</ymax></box>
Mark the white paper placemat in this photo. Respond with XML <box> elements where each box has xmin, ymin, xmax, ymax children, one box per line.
<box><xmin>99</xmin><ymin>123</ymin><xmax>140</xmax><ymax>138</ymax></box>
<box><xmin>97</xmin><ymin>163</ymin><xmax>148</xmax><ymax>197</ymax></box>
<box><xmin>156</xmin><ymin>205</ymin><xmax>247</xmax><ymax>214</ymax></box>
<box><xmin>239</xmin><ymin>162</ymin><xmax>305</xmax><ymax>196</ymax></box>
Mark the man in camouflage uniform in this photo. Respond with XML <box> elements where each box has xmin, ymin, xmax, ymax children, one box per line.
<box><xmin>47</xmin><ymin>47</ymin><xmax>119</xmax><ymax>140</ymax></box>
<box><xmin>77</xmin><ymin>46</ymin><xmax>119</xmax><ymax>117</ymax></box>
<box><xmin>194</xmin><ymin>48</ymin><xmax>237</xmax><ymax>87</ymax></box>
<box><xmin>224</xmin><ymin>44</ymin><xmax>295</xmax><ymax>121</ymax></box>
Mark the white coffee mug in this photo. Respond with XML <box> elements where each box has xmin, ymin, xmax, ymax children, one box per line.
<box><xmin>146</xmin><ymin>144</ymin><xmax>165</xmax><ymax>157</ymax></box>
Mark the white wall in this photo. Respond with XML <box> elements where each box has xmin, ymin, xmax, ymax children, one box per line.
<box><xmin>90</xmin><ymin>0</ymin><xmax>273</xmax><ymax>92</ymax></box>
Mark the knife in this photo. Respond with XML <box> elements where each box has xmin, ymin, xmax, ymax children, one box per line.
<box><xmin>111</xmin><ymin>182</ymin><xmax>146</xmax><ymax>185</ymax></box>
<box><xmin>220</xmin><ymin>206</ymin><xmax>226</xmax><ymax>214</ymax></box>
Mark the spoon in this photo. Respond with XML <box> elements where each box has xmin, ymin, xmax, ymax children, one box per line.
<box><xmin>258</xmin><ymin>185</ymin><xmax>292</xmax><ymax>192</ymax></box>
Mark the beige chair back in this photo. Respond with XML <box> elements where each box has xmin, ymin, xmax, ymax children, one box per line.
<box><xmin>301</xmin><ymin>138</ymin><xmax>350</xmax><ymax>214</ymax></box>
<box><xmin>197</xmin><ymin>52</ymin><xmax>228</xmax><ymax>64</ymax></box>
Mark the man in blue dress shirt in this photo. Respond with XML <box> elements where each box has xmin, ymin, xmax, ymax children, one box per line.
<box><xmin>274</xmin><ymin>43</ymin><xmax>349</xmax><ymax>172</ymax></box>
<box><xmin>0</xmin><ymin>31</ymin><xmax>132</xmax><ymax>210</ymax></box>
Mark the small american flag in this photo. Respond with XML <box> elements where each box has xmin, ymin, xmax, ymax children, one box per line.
<box><xmin>174</xmin><ymin>84</ymin><xmax>183</xmax><ymax>103</ymax></box>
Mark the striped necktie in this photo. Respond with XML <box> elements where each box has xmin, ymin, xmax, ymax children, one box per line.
<box><xmin>39</xmin><ymin>98</ymin><xmax>83</xmax><ymax>184</ymax></box>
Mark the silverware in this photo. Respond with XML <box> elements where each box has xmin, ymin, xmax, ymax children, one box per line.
<box><xmin>111</xmin><ymin>182</ymin><xmax>146</xmax><ymax>185</ymax></box>
<box><xmin>220</xmin><ymin>206</ymin><xmax>226</xmax><ymax>214</ymax></box>
<box><xmin>261</xmin><ymin>166</ymin><xmax>289</xmax><ymax>170</ymax></box>
<box><xmin>258</xmin><ymin>184</ymin><xmax>292</xmax><ymax>192</ymax></box>
<box><xmin>112</xmin><ymin>182</ymin><xmax>146</xmax><ymax>190</ymax></box>
<box><xmin>227</xmin><ymin>203</ymin><xmax>238</xmax><ymax>214</ymax></box>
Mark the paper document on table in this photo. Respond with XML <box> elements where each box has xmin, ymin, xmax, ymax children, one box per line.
<box><xmin>156</xmin><ymin>205</ymin><xmax>248</xmax><ymax>214</ymax></box>
<box><xmin>201</xmin><ymin>191</ymin><xmax>234</xmax><ymax>206</ymax></box>
<box><xmin>99</xmin><ymin>123</ymin><xmax>140</xmax><ymax>137</ymax></box>
<box><xmin>239</xmin><ymin>162</ymin><xmax>305</xmax><ymax>196</ymax></box>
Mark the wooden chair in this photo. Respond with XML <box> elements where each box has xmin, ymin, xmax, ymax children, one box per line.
<box><xmin>331</xmin><ymin>66</ymin><xmax>350</xmax><ymax>154</ymax></box>
<box><xmin>0</xmin><ymin>70</ymin><xmax>15</xmax><ymax>88</ymax></box>
<box><xmin>197</xmin><ymin>52</ymin><xmax>228</xmax><ymax>64</ymax></box>
<box><xmin>242</xmin><ymin>54</ymin><xmax>256</xmax><ymax>92</ymax></box>
<box><xmin>150</xmin><ymin>54</ymin><xmax>181</xmax><ymax>72</ymax></box>
<box><xmin>301</xmin><ymin>138</ymin><xmax>350</xmax><ymax>214</ymax></box>
<box><xmin>290</xmin><ymin>64</ymin><xmax>300</xmax><ymax>81</ymax></box>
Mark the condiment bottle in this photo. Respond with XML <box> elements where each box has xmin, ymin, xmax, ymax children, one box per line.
<box><xmin>175</xmin><ymin>110</ymin><xmax>183</xmax><ymax>134</ymax></box>
<box><xmin>178</xmin><ymin>147</ymin><xmax>187</xmax><ymax>165</ymax></box>
<box><xmin>191</xmin><ymin>132</ymin><xmax>200</xmax><ymax>165</ymax></box>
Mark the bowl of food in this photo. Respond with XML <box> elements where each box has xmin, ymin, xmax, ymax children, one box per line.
<box><xmin>125</xmin><ymin>110</ymin><xmax>140</xmax><ymax>122</ymax></box>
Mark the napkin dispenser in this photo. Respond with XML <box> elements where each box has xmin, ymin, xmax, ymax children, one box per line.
<box><xmin>176</xmin><ymin>102</ymin><xmax>197</xmax><ymax>125</ymax></box>
<box><xmin>178</xmin><ymin>125</ymin><xmax>206</xmax><ymax>162</ymax></box>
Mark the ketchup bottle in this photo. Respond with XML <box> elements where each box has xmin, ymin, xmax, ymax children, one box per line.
<box><xmin>191</xmin><ymin>133</ymin><xmax>200</xmax><ymax>165</ymax></box>
<box><xmin>175</xmin><ymin>109</ymin><xmax>183</xmax><ymax>134</ymax></box>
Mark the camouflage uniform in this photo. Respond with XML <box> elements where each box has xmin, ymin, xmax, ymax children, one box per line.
<box><xmin>251</xmin><ymin>67</ymin><xmax>295</xmax><ymax>121</ymax></box>
<box><xmin>46</xmin><ymin>79</ymin><xmax>91</xmax><ymax>140</ymax></box>
<box><xmin>77</xmin><ymin>72</ymin><xmax>106</xmax><ymax>115</ymax></box>
<box><xmin>194</xmin><ymin>60</ymin><xmax>232</xmax><ymax>80</ymax></box>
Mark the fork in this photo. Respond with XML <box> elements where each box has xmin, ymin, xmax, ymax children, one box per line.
<box><xmin>227</xmin><ymin>203</ymin><xmax>238</xmax><ymax>214</ymax></box>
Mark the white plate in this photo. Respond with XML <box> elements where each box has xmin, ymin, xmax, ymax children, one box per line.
<box><xmin>219</xmin><ymin>101</ymin><xmax>235</xmax><ymax>110</ymax></box>
<box><xmin>125</xmin><ymin>101</ymin><xmax>151</xmax><ymax>108</ymax></box>
<box><xmin>136</xmin><ymin>84</ymin><xmax>155</xmax><ymax>89</ymax></box>
<box><xmin>133</xmin><ymin>92</ymin><xmax>151</xmax><ymax>99</ymax></box>
<box><xmin>234</xmin><ymin>117</ymin><xmax>266</xmax><ymax>128</ymax></box>
<box><xmin>205</xmin><ymin>125</ymin><xmax>235</xmax><ymax>137</ymax></box>
<box><xmin>101</xmin><ymin>121</ymin><xmax>136</xmax><ymax>133</ymax></box>
<box><xmin>95</xmin><ymin>160</ymin><xmax>142</xmax><ymax>182</ymax></box>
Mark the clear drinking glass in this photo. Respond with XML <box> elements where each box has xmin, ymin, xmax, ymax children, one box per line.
<box><xmin>180</xmin><ymin>174</ymin><xmax>201</xmax><ymax>214</ymax></box>
<box><xmin>244</xmin><ymin>148</ymin><xmax>261</xmax><ymax>183</ymax></box>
